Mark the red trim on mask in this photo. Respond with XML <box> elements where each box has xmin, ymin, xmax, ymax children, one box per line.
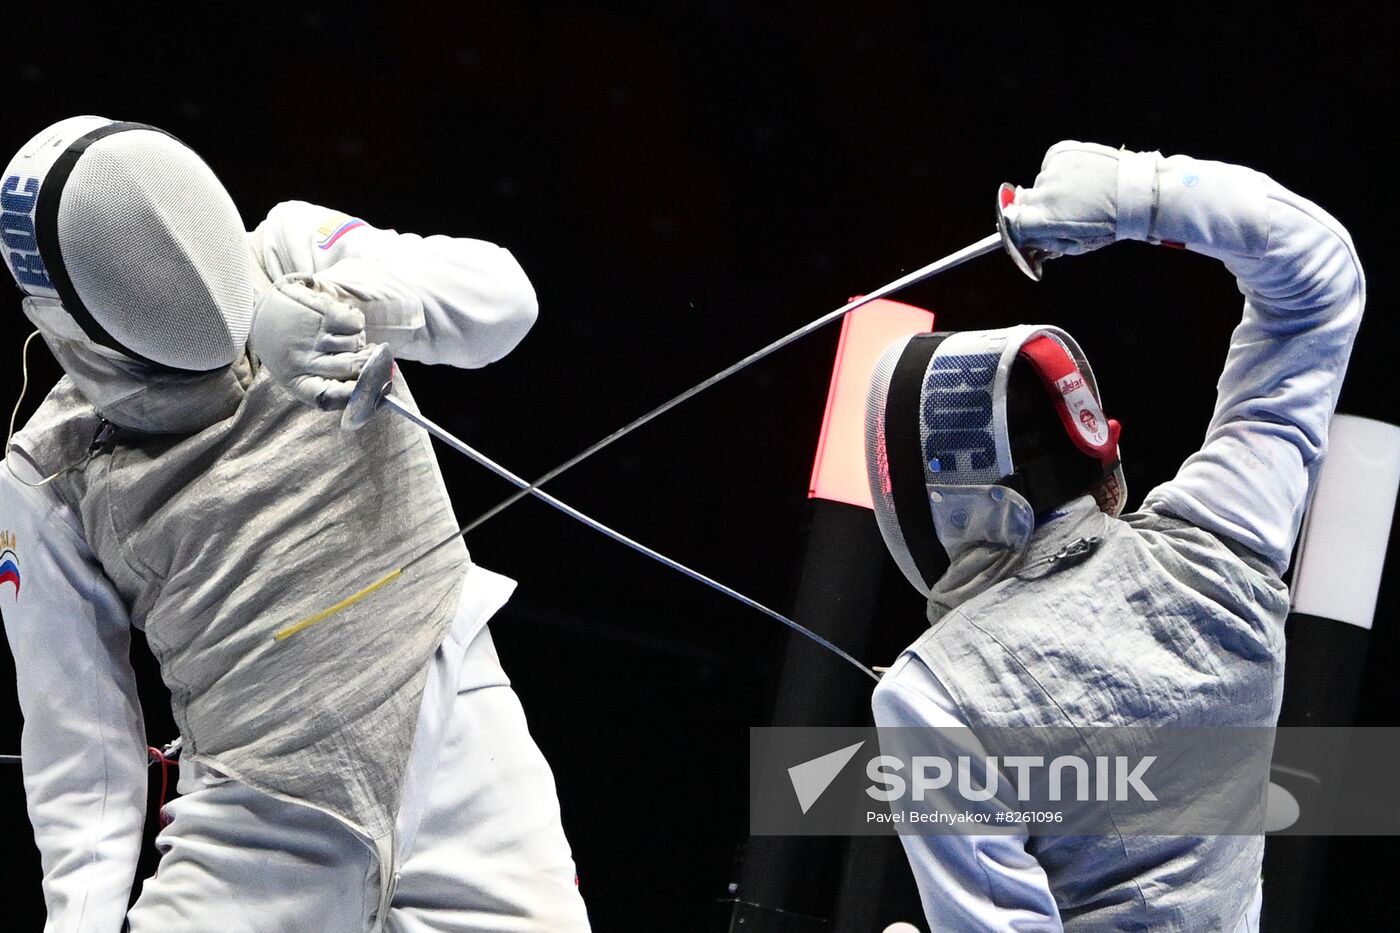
<box><xmin>1018</xmin><ymin>335</ymin><xmax>1121</xmax><ymax>467</ymax></box>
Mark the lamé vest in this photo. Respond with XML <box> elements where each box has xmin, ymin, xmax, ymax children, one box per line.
<box><xmin>916</xmin><ymin>497</ymin><xmax>1289</xmax><ymax>931</ymax></box>
<box><xmin>10</xmin><ymin>364</ymin><xmax>469</xmax><ymax>842</ymax></box>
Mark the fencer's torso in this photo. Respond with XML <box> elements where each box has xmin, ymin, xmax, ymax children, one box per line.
<box><xmin>9</xmin><ymin>363</ymin><xmax>469</xmax><ymax>841</ymax></box>
<box><xmin>905</xmin><ymin>495</ymin><xmax>1288</xmax><ymax>931</ymax></box>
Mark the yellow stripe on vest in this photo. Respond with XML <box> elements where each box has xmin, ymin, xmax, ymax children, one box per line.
<box><xmin>272</xmin><ymin>568</ymin><xmax>404</xmax><ymax>642</ymax></box>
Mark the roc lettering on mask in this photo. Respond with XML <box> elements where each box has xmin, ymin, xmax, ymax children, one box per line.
<box><xmin>923</xmin><ymin>352</ymin><xmax>998</xmax><ymax>475</ymax></box>
<box><xmin>0</xmin><ymin>175</ymin><xmax>52</xmax><ymax>291</ymax></box>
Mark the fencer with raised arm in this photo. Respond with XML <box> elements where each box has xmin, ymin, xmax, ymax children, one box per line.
<box><xmin>868</xmin><ymin>142</ymin><xmax>1364</xmax><ymax>932</ymax></box>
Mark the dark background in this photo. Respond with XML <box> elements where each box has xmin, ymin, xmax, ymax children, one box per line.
<box><xmin>0</xmin><ymin>2</ymin><xmax>1395</xmax><ymax>930</ymax></box>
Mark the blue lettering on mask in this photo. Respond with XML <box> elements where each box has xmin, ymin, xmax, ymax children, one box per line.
<box><xmin>1</xmin><ymin>175</ymin><xmax>52</xmax><ymax>290</ymax></box>
<box><xmin>923</xmin><ymin>351</ymin><xmax>998</xmax><ymax>474</ymax></box>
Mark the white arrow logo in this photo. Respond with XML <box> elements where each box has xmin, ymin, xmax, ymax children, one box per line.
<box><xmin>788</xmin><ymin>741</ymin><xmax>866</xmax><ymax>814</ymax></box>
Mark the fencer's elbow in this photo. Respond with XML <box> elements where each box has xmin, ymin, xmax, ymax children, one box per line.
<box><xmin>502</xmin><ymin>247</ymin><xmax>539</xmax><ymax>316</ymax></box>
<box><xmin>508</xmin><ymin>275</ymin><xmax>540</xmax><ymax>342</ymax></box>
<box><xmin>1254</xmin><ymin>199</ymin><xmax>1366</xmax><ymax>315</ymax></box>
<box><xmin>478</xmin><ymin>249</ymin><xmax>539</xmax><ymax>364</ymax></box>
<box><xmin>1302</xmin><ymin>224</ymin><xmax>1365</xmax><ymax>310</ymax></box>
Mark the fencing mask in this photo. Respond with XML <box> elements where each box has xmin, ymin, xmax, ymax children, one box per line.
<box><xmin>2</xmin><ymin>115</ymin><xmax>254</xmax><ymax>373</ymax></box>
<box><xmin>865</xmin><ymin>325</ymin><xmax>1125</xmax><ymax>596</ymax></box>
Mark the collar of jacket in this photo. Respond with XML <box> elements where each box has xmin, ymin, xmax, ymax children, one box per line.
<box><xmin>925</xmin><ymin>493</ymin><xmax>1111</xmax><ymax>625</ymax></box>
<box><xmin>1020</xmin><ymin>494</ymin><xmax>1114</xmax><ymax>569</ymax></box>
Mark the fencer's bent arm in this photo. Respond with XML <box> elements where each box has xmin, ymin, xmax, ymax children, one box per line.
<box><xmin>253</xmin><ymin>200</ymin><xmax>538</xmax><ymax>369</ymax></box>
<box><xmin>1122</xmin><ymin>155</ymin><xmax>1366</xmax><ymax>574</ymax></box>
<box><xmin>0</xmin><ymin>457</ymin><xmax>147</xmax><ymax>933</ymax></box>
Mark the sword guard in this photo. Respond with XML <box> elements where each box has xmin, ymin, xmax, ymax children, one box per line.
<box><xmin>342</xmin><ymin>343</ymin><xmax>396</xmax><ymax>432</ymax></box>
<box><xmin>996</xmin><ymin>182</ymin><xmax>1045</xmax><ymax>282</ymax></box>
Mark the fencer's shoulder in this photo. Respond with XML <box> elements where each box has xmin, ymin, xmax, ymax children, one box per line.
<box><xmin>1124</xmin><ymin>503</ymin><xmax>1274</xmax><ymax>571</ymax></box>
<box><xmin>256</xmin><ymin>199</ymin><xmax>351</xmax><ymax>245</ymax></box>
<box><xmin>9</xmin><ymin>377</ymin><xmax>100</xmax><ymax>474</ymax></box>
<box><xmin>256</xmin><ymin>200</ymin><xmax>375</xmax><ymax>276</ymax></box>
<box><xmin>1</xmin><ymin>380</ymin><xmax>94</xmax><ymax>532</ymax></box>
<box><xmin>16</xmin><ymin>375</ymin><xmax>95</xmax><ymax>425</ymax></box>
<box><xmin>894</xmin><ymin>607</ymin><xmax>1016</xmax><ymax>680</ymax></box>
<box><xmin>871</xmin><ymin>642</ymin><xmax>952</xmax><ymax>726</ymax></box>
<box><xmin>877</xmin><ymin>613</ymin><xmax>1069</xmax><ymax>730</ymax></box>
<box><xmin>261</xmin><ymin>197</ymin><xmax>343</xmax><ymax>226</ymax></box>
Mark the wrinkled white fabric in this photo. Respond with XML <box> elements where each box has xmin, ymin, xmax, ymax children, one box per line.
<box><xmin>124</xmin><ymin>598</ymin><xmax>589</xmax><ymax>933</ymax></box>
<box><xmin>252</xmin><ymin>200</ymin><xmax>538</xmax><ymax>369</ymax></box>
<box><xmin>0</xmin><ymin>455</ymin><xmax>145</xmax><ymax>933</ymax></box>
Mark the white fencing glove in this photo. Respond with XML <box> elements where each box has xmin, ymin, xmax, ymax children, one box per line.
<box><xmin>1000</xmin><ymin>140</ymin><xmax>1164</xmax><ymax>258</ymax></box>
<box><xmin>251</xmin><ymin>276</ymin><xmax>378</xmax><ymax>410</ymax></box>
<box><xmin>1003</xmin><ymin>140</ymin><xmax>1272</xmax><ymax>266</ymax></box>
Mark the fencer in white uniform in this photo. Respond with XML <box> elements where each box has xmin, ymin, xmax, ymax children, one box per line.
<box><xmin>866</xmin><ymin>142</ymin><xmax>1363</xmax><ymax>931</ymax></box>
<box><xmin>0</xmin><ymin>116</ymin><xmax>590</xmax><ymax>931</ymax></box>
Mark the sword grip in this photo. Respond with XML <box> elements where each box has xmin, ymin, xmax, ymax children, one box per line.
<box><xmin>341</xmin><ymin>343</ymin><xmax>397</xmax><ymax>432</ymax></box>
<box><xmin>996</xmin><ymin>182</ymin><xmax>1045</xmax><ymax>281</ymax></box>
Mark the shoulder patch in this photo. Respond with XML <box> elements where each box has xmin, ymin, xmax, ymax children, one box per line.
<box><xmin>315</xmin><ymin>212</ymin><xmax>367</xmax><ymax>250</ymax></box>
<box><xmin>0</xmin><ymin>530</ymin><xmax>20</xmax><ymax>598</ymax></box>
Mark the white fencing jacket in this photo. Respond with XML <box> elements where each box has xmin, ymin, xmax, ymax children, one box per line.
<box><xmin>0</xmin><ymin>203</ymin><xmax>538</xmax><ymax>933</ymax></box>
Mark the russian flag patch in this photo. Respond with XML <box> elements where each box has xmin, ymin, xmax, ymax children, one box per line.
<box><xmin>0</xmin><ymin>531</ymin><xmax>20</xmax><ymax>598</ymax></box>
<box><xmin>315</xmin><ymin>213</ymin><xmax>367</xmax><ymax>251</ymax></box>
